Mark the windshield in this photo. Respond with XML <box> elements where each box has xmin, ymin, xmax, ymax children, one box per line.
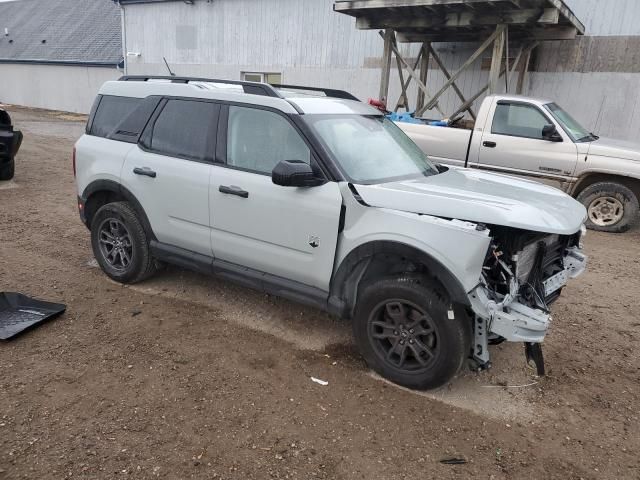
<box><xmin>305</xmin><ymin>115</ymin><xmax>439</xmax><ymax>184</ymax></box>
<box><xmin>544</xmin><ymin>102</ymin><xmax>596</xmax><ymax>142</ymax></box>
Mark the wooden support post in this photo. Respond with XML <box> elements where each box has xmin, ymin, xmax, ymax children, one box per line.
<box><xmin>379</xmin><ymin>29</ymin><xmax>394</xmax><ymax>103</ymax></box>
<box><xmin>378</xmin><ymin>30</ymin><xmax>444</xmax><ymax>116</ymax></box>
<box><xmin>394</xmin><ymin>49</ymin><xmax>409</xmax><ymax>111</ymax></box>
<box><xmin>450</xmin><ymin>43</ymin><xmax>536</xmax><ymax>119</ymax></box>
<box><xmin>395</xmin><ymin>50</ymin><xmax>423</xmax><ymax>112</ymax></box>
<box><xmin>427</xmin><ymin>43</ymin><xmax>476</xmax><ymax>120</ymax></box>
<box><xmin>489</xmin><ymin>25</ymin><xmax>506</xmax><ymax>94</ymax></box>
<box><xmin>416</xmin><ymin>42</ymin><xmax>430</xmax><ymax>113</ymax></box>
<box><xmin>504</xmin><ymin>25</ymin><xmax>510</xmax><ymax>92</ymax></box>
<box><xmin>516</xmin><ymin>43</ymin><xmax>536</xmax><ymax>94</ymax></box>
<box><xmin>422</xmin><ymin>26</ymin><xmax>503</xmax><ymax>113</ymax></box>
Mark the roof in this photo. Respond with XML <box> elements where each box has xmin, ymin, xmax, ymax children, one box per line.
<box><xmin>99</xmin><ymin>78</ymin><xmax>378</xmax><ymax>116</ymax></box>
<box><xmin>0</xmin><ymin>0</ymin><xmax>122</xmax><ymax>66</ymax></box>
<box><xmin>485</xmin><ymin>93</ymin><xmax>554</xmax><ymax>106</ymax></box>
<box><xmin>334</xmin><ymin>0</ymin><xmax>585</xmax><ymax>43</ymax></box>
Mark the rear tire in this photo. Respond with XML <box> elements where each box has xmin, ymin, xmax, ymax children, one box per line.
<box><xmin>353</xmin><ymin>276</ymin><xmax>470</xmax><ymax>390</ymax></box>
<box><xmin>577</xmin><ymin>182</ymin><xmax>639</xmax><ymax>233</ymax></box>
<box><xmin>91</xmin><ymin>202</ymin><xmax>157</xmax><ymax>284</ymax></box>
<box><xmin>0</xmin><ymin>159</ymin><xmax>15</xmax><ymax>181</ymax></box>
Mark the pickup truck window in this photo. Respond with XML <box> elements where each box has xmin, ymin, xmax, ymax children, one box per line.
<box><xmin>544</xmin><ymin>102</ymin><xmax>594</xmax><ymax>142</ymax></box>
<box><xmin>491</xmin><ymin>103</ymin><xmax>549</xmax><ymax>140</ymax></box>
<box><xmin>307</xmin><ymin>115</ymin><xmax>438</xmax><ymax>184</ymax></box>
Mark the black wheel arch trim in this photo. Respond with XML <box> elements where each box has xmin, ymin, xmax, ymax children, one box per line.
<box><xmin>81</xmin><ymin>180</ymin><xmax>157</xmax><ymax>241</ymax></box>
<box><xmin>329</xmin><ymin>240</ymin><xmax>471</xmax><ymax>319</ymax></box>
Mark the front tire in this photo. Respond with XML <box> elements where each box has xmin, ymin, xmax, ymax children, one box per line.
<box><xmin>91</xmin><ymin>202</ymin><xmax>157</xmax><ymax>284</ymax></box>
<box><xmin>577</xmin><ymin>182</ymin><xmax>639</xmax><ymax>233</ymax></box>
<box><xmin>353</xmin><ymin>276</ymin><xmax>470</xmax><ymax>390</ymax></box>
<box><xmin>0</xmin><ymin>159</ymin><xmax>15</xmax><ymax>181</ymax></box>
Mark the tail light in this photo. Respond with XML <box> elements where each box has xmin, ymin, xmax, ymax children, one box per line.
<box><xmin>72</xmin><ymin>146</ymin><xmax>76</xmax><ymax>177</ymax></box>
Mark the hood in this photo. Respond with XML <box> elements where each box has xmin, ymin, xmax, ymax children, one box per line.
<box><xmin>355</xmin><ymin>168</ymin><xmax>586</xmax><ymax>235</ymax></box>
<box><xmin>588</xmin><ymin>137</ymin><xmax>640</xmax><ymax>162</ymax></box>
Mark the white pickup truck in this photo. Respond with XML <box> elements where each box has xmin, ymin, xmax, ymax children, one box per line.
<box><xmin>398</xmin><ymin>94</ymin><xmax>640</xmax><ymax>233</ymax></box>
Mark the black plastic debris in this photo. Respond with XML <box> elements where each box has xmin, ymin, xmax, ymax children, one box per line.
<box><xmin>440</xmin><ymin>458</ymin><xmax>468</xmax><ymax>465</ymax></box>
<box><xmin>0</xmin><ymin>292</ymin><xmax>66</xmax><ymax>340</ymax></box>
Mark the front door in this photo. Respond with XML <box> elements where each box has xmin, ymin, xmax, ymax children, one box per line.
<box><xmin>476</xmin><ymin>101</ymin><xmax>578</xmax><ymax>188</ymax></box>
<box><xmin>209</xmin><ymin>104</ymin><xmax>342</xmax><ymax>291</ymax></box>
<box><xmin>120</xmin><ymin>98</ymin><xmax>220</xmax><ymax>256</ymax></box>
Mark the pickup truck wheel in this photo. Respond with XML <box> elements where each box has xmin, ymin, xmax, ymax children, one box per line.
<box><xmin>353</xmin><ymin>276</ymin><xmax>469</xmax><ymax>390</ymax></box>
<box><xmin>0</xmin><ymin>159</ymin><xmax>15</xmax><ymax>181</ymax></box>
<box><xmin>91</xmin><ymin>202</ymin><xmax>157</xmax><ymax>284</ymax></box>
<box><xmin>577</xmin><ymin>182</ymin><xmax>639</xmax><ymax>233</ymax></box>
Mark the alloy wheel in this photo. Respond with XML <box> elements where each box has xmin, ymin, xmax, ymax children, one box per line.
<box><xmin>368</xmin><ymin>299</ymin><xmax>440</xmax><ymax>371</ymax></box>
<box><xmin>97</xmin><ymin>218</ymin><xmax>133</xmax><ymax>271</ymax></box>
<box><xmin>587</xmin><ymin>196</ymin><xmax>624</xmax><ymax>226</ymax></box>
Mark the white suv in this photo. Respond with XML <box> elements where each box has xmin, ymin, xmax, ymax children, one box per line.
<box><xmin>75</xmin><ymin>76</ymin><xmax>588</xmax><ymax>389</ymax></box>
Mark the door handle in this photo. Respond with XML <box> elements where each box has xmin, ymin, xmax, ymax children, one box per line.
<box><xmin>219</xmin><ymin>185</ymin><xmax>249</xmax><ymax>198</ymax></box>
<box><xmin>483</xmin><ymin>141</ymin><xmax>497</xmax><ymax>148</ymax></box>
<box><xmin>133</xmin><ymin>167</ymin><xmax>157</xmax><ymax>178</ymax></box>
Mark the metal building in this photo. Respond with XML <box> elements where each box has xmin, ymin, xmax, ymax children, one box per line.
<box><xmin>117</xmin><ymin>0</ymin><xmax>639</xmax><ymax>141</ymax></box>
<box><xmin>0</xmin><ymin>0</ymin><xmax>122</xmax><ymax>113</ymax></box>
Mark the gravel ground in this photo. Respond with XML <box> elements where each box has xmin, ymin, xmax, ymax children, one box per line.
<box><xmin>0</xmin><ymin>106</ymin><xmax>639</xmax><ymax>480</ymax></box>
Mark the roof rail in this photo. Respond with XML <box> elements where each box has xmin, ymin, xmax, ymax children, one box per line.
<box><xmin>271</xmin><ymin>84</ymin><xmax>359</xmax><ymax>101</ymax></box>
<box><xmin>117</xmin><ymin>75</ymin><xmax>282</xmax><ymax>98</ymax></box>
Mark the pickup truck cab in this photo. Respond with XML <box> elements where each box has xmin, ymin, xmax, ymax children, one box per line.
<box><xmin>75</xmin><ymin>77</ymin><xmax>587</xmax><ymax>390</ymax></box>
<box><xmin>398</xmin><ymin>94</ymin><xmax>640</xmax><ymax>233</ymax></box>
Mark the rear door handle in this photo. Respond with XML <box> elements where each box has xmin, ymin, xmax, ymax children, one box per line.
<box><xmin>133</xmin><ymin>167</ymin><xmax>157</xmax><ymax>178</ymax></box>
<box><xmin>219</xmin><ymin>185</ymin><xmax>249</xmax><ymax>198</ymax></box>
<box><xmin>483</xmin><ymin>141</ymin><xmax>497</xmax><ymax>148</ymax></box>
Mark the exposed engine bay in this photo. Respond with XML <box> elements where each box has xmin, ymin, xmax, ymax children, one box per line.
<box><xmin>468</xmin><ymin>224</ymin><xmax>588</xmax><ymax>374</ymax></box>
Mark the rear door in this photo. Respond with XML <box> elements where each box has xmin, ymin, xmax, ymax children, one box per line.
<box><xmin>476</xmin><ymin>100</ymin><xmax>578</xmax><ymax>188</ymax></box>
<box><xmin>209</xmin><ymin>104</ymin><xmax>342</xmax><ymax>291</ymax></box>
<box><xmin>120</xmin><ymin>98</ymin><xmax>219</xmax><ymax>256</ymax></box>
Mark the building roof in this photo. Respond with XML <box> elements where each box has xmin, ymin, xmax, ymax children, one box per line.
<box><xmin>334</xmin><ymin>0</ymin><xmax>585</xmax><ymax>43</ymax></box>
<box><xmin>0</xmin><ymin>0</ymin><xmax>122</xmax><ymax>66</ymax></box>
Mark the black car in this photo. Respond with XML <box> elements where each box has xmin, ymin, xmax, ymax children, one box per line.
<box><xmin>0</xmin><ymin>109</ymin><xmax>23</xmax><ymax>181</ymax></box>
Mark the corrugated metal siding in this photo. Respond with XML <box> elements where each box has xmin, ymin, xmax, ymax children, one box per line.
<box><xmin>123</xmin><ymin>0</ymin><xmax>493</xmax><ymax>118</ymax></box>
<box><xmin>564</xmin><ymin>0</ymin><xmax>640</xmax><ymax>36</ymax></box>
<box><xmin>123</xmin><ymin>0</ymin><xmax>640</xmax><ymax>140</ymax></box>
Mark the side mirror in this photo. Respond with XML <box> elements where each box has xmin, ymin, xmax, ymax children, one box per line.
<box><xmin>272</xmin><ymin>160</ymin><xmax>325</xmax><ymax>187</ymax></box>
<box><xmin>542</xmin><ymin>124</ymin><xmax>563</xmax><ymax>142</ymax></box>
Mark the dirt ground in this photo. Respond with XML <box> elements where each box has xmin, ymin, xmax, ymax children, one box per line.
<box><xmin>0</xmin><ymin>106</ymin><xmax>638</xmax><ymax>480</ymax></box>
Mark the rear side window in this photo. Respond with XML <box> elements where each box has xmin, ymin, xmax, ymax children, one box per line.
<box><xmin>149</xmin><ymin>99</ymin><xmax>218</xmax><ymax>161</ymax></box>
<box><xmin>90</xmin><ymin>95</ymin><xmax>141</xmax><ymax>138</ymax></box>
<box><xmin>491</xmin><ymin>103</ymin><xmax>550</xmax><ymax>139</ymax></box>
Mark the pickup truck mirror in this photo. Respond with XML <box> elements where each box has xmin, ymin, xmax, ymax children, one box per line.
<box><xmin>542</xmin><ymin>124</ymin><xmax>563</xmax><ymax>142</ymax></box>
<box><xmin>272</xmin><ymin>160</ymin><xmax>325</xmax><ymax>187</ymax></box>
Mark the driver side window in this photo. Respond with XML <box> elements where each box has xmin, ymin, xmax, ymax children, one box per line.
<box><xmin>226</xmin><ymin>106</ymin><xmax>311</xmax><ymax>175</ymax></box>
<box><xmin>491</xmin><ymin>103</ymin><xmax>550</xmax><ymax>140</ymax></box>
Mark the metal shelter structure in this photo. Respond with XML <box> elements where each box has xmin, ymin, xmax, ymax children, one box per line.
<box><xmin>334</xmin><ymin>0</ymin><xmax>585</xmax><ymax>118</ymax></box>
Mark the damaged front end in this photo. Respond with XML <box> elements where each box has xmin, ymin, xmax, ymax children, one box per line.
<box><xmin>468</xmin><ymin>225</ymin><xmax>587</xmax><ymax>374</ymax></box>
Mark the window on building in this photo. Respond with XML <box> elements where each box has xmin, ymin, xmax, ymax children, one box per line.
<box><xmin>150</xmin><ymin>100</ymin><xmax>218</xmax><ymax>161</ymax></box>
<box><xmin>491</xmin><ymin>103</ymin><xmax>551</xmax><ymax>140</ymax></box>
<box><xmin>90</xmin><ymin>95</ymin><xmax>141</xmax><ymax>138</ymax></box>
<box><xmin>242</xmin><ymin>72</ymin><xmax>282</xmax><ymax>85</ymax></box>
<box><xmin>226</xmin><ymin>105</ymin><xmax>310</xmax><ymax>175</ymax></box>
